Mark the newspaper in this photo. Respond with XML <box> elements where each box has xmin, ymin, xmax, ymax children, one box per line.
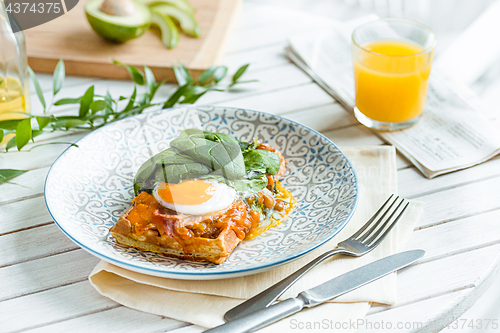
<box><xmin>286</xmin><ymin>20</ymin><xmax>500</xmax><ymax>178</ymax></box>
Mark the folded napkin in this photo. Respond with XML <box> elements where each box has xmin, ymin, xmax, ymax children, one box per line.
<box><xmin>89</xmin><ymin>146</ymin><xmax>424</xmax><ymax>332</ymax></box>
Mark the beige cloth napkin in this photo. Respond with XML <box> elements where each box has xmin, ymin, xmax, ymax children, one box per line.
<box><xmin>89</xmin><ymin>146</ymin><xmax>424</xmax><ymax>332</ymax></box>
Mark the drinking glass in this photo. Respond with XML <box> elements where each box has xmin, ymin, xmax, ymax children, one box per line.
<box><xmin>352</xmin><ymin>18</ymin><xmax>436</xmax><ymax>131</ymax></box>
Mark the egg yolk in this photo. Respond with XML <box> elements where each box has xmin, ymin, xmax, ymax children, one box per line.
<box><xmin>156</xmin><ymin>180</ymin><xmax>215</xmax><ymax>205</ymax></box>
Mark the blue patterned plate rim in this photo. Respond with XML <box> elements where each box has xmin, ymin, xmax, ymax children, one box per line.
<box><xmin>44</xmin><ymin>106</ymin><xmax>358</xmax><ymax>278</ymax></box>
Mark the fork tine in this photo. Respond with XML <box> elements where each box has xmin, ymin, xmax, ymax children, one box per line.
<box><xmin>357</xmin><ymin>195</ymin><xmax>400</xmax><ymax>241</ymax></box>
<box><xmin>366</xmin><ymin>201</ymin><xmax>410</xmax><ymax>246</ymax></box>
<box><xmin>363</xmin><ymin>198</ymin><xmax>405</xmax><ymax>244</ymax></box>
<box><xmin>351</xmin><ymin>194</ymin><xmax>395</xmax><ymax>239</ymax></box>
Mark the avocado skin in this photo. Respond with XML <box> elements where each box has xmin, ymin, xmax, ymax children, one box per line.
<box><xmin>86</xmin><ymin>0</ymin><xmax>151</xmax><ymax>43</ymax></box>
<box><xmin>87</xmin><ymin>13</ymin><xmax>151</xmax><ymax>43</ymax></box>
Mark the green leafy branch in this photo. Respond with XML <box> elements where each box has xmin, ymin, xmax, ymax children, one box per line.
<box><xmin>0</xmin><ymin>169</ymin><xmax>27</xmax><ymax>185</ymax></box>
<box><xmin>0</xmin><ymin>59</ymin><xmax>255</xmax><ymax>183</ymax></box>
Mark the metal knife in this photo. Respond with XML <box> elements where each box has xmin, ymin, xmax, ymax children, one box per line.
<box><xmin>203</xmin><ymin>249</ymin><xmax>425</xmax><ymax>333</ymax></box>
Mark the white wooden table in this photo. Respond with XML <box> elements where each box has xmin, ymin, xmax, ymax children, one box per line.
<box><xmin>2</xmin><ymin>1</ymin><xmax>500</xmax><ymax>332</ymax></box>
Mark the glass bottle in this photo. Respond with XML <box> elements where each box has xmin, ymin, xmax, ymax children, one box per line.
<box><xmin>0</xmin><ymin>0</ymin><xmax>30</xmax><ymax>121</ymax></box>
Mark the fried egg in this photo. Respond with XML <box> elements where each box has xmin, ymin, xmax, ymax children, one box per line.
<box><xmin>153</xmin><ymin>179</ymin><xmax>236</xmax><ymax>215</ymax></box>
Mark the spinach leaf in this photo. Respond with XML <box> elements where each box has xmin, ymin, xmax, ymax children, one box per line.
<box><xmin>243</xmin><ymin>149</ymin><xmax>281</xmax><ymax>175</ymax></box>
<box><xmin>238</xmin><ymin>141</ymin><xmax>251</xmax><ymax>151</ymax></box>
<box><xmin>202</xmin><ymin>130</ymin><xmax>239</xmax><ymax>145</ymax></box>
<box><xmin>134</xmin><ymin>155</ymin><xmax>159</xmax><ymax>195</ymax></box>
<box><xmin>153</xmin><ymin>148</ymin><xmax>211</xmax><ymax>183</ymax></box>
<box><xmin>232</xmin><ymin>172</ymin><xmax>268</xmax><ymax>193</ymax></box>
<box><xmin>154</xmin><ymin>163</ymin><xmax>211</xmax><ymax>184</ymax></box>
<box><xmin>238</xmin><ymin>137</ymin><xmax>259</xmax><ymax>152</ymax></box>
<box><xmin>133</xmin><ymin>130</ymin><xmax>278</xmax><ymax>195</ymax></box>
<box><xmin>169</xmin><ymin>129</ymin><xmax>245</xmax><ymax>179</ymax></box>
<box><xmin>133</xmin><ymin>148</ymin><xmax>211</xmax><ymax>194</ymax></box>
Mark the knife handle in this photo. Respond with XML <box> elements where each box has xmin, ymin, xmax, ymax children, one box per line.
<box><xmin>224</xmin><ymin>248</ymin><xmax>346</xmax><ymax>322</ymax></box>
<box><xmin>204</xmin><ymin>297</ymin><xmax>306</xmax><ymax>333</ymax></box>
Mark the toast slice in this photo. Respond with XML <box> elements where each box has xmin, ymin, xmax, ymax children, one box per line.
<box><xmin>110</xmin><ymin>207</ymin><xmax>241</xmax><ymax>264</ymax></box>
<box><xmin>110</xmin><ymin>198</ymin><xmax>250</xmax><ymax>264</ymax></box>
<box><xmin>109</xmin><ymin>180</ymin><xmax>295</xmax><ymax>264</ymax></box>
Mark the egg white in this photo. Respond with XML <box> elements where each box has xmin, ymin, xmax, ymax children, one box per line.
<box><xmin>153</xmin><ymin>180</ymin><xmax>236</xmax><ymax>215</ymax></box>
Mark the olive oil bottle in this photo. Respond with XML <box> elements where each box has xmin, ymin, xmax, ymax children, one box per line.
<box><xmin>0</xmin><ymin>0</ymin><xmax>30</xmax><ymax>122</ymax></box>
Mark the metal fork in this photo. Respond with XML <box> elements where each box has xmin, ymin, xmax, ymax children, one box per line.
<box><xmin>224</xmin><ymin>194</ymin><xmax>409</xmax><ymax>322</ymax></box>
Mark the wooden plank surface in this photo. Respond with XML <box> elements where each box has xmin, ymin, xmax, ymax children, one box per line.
<box><xmin>22</xmin><ymin>307</ymin><xmax>188</xmax><ymax>333</ymax></box>
<box><xmin>26</xmin><ymin>0</ymin><xmax>242</xmax><ymax>82</ymax></box>
<box><xmin>0</xmin><ymin>281</ymin><xmax>118</xmax><ymax>332</ymax></box>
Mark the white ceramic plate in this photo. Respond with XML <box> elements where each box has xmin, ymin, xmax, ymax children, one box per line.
<box><xmin>45</xmin><ymin>106</ymin><xmax>358</xmax><ymax>279</ymax></box>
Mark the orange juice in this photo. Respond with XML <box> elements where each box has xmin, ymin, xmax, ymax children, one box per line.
<box><xmin>353</xmin><ymin>39</ymin><xmax>433</xmax><ymax>123</ymax></box>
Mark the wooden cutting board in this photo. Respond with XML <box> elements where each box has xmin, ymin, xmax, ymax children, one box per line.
<box><xmin>25</xmin><ymin>0</ymin><xmax>241</xmax><ymax>82</ymax></box>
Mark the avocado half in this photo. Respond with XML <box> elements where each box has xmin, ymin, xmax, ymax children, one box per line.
<box><xmin>86</xmin><ymin>0</ymin><xmax>151</xmax><ymax>43</ymax></box>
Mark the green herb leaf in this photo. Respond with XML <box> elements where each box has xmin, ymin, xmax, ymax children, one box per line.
<box><xmin>79</xmin><ymin>86</ymin><xmax>94</xmax><ymax>118</ymax></box>
<box><xmin>0</xmin><ymin>129</ymin><xmax>3</xmax><ymax>142</ymax></box>
<box><xmin>28</xmin><ymin>67</ymin><xmax>46</xmax><ymax>111</ymax></box>
<box><xmin>50</xmin><ymin>115</ymin><xmax>87</xmax><ymax>121</ymax></box>
<box><xmin>173</xmin><ymin>62</ymin><xmax>193</xmax><ymax>86</ymax></box>
<box><xmin>55</xmin><ymin>119</ymin><xmax>88</xmax><ymax>130</ymax></box>
<box><xmin>198</xmin><ymin>66</ymin><xmax>217</xmax><ymax>84</ymax></box>
<box><xmin>54</xmin><ymin>97</ymin><xmax>81</xmax><ymax>105</ymax></box>
<box><xmin>27</xmin><ymin>142</ymin><xmax>78</xmax><ymax>151</ymax></box>
<box><xmin>0</xmin><ymin>169</ymin><xmax>27</xmax><ymax>184</ymax></box>
<box><xmin>214</xmin><ymin>66</ymin><xmax>228</xmax><ymax>83</ymax></box>
<box><xmin>180</xmin><ymin>91</ymin><xmax>208</xmax><ymax>104</ymax></box>
<box><xmin>123</xmin><ymin>87</ymin><xmax>137</xmax><ymax>112</ymax></box>
<box><xmin>31</xmin><ymin>130</ymin><xmax>45</xmax><ymax>139</ymax></box>
<box><xmin>104</xmin><ymin>91</ymin><xmax>115</xmax><ymax>115</ymax></box>
<box><xmin>232</xmin><ymin>64</ymin><xmax>250</xmax><ymax>84</ymax></box>
<box><xmin>172</xmin><ymin>65</ymin><xmax>187</xmax><ymax>86</ymax></box>
<box><xmin>53</xmin><ymin>59</ymin><xmax>65</xmax><ymax>96</ymax></box>
<box><xmin>151</xmin><ymin>80</ymin><xmax>165</xmax><ymax>101</ymax></box>
<box><xmin>144</xmin><ymin>66</ymin><xmax>157</xmax><ymax>98</ymax></box>
<box><xmin>137</xmin><ymin>93</ymin><xmax>147</xmax><ymax>105</ymax></box>
<box><xmin>179</xmin><ymin>62</ymin><xmax>193</xmax><ymax>83</ymax></box>
<box><xmin>36</xmin><ymin>116</ymin><xmax>51</xmax><ymax>130</ymax></box>
<box><xmin>15</xmin><ymin>118</ymin><xmax>32</xmax><ymax>150</ymax></box>
<box><xmin>0</xmin><ymin>119</ymin><xmax>22</xmax><ymax>130</ymax></box>
<box><xmin>230</xmin><ymin>79</ymin><xmax>258</xmax><ymax>86</ymax></box>
<box><xmin>163</xmin><ymin>84</ymin><xmax>190</xmax><ymax>108</ymax></box>
<box><xmin>113</xmin><ymin>59</ymin><xmax>145</xmax><ymax>85</ymax></box>
<box><xmin>183</xmin><ymin>86</ymin><xmax>206</xmax><ymax>96</ymax></box>
<box><xmin>90</xmin><ymin>100</ymin><xmax>108</xmax><ymax>114</ymax></box>
<box><xmin>6</xmin><ymin>135</ymin><xmax>16</xmax><ymax>151</ymax></box>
